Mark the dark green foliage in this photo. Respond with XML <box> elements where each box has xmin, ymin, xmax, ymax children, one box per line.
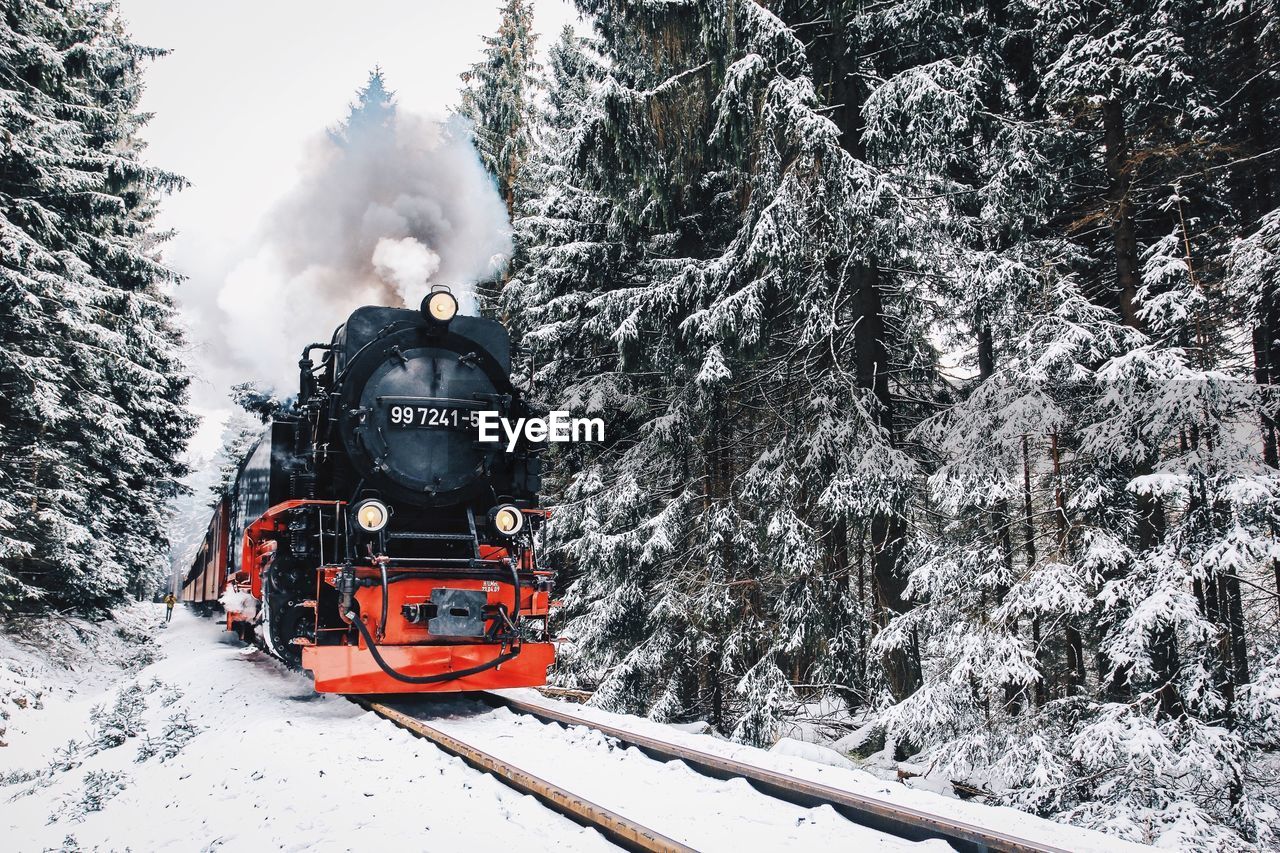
<box><xmin>459</xmin><ymin>0</ymin><xmax>542</xmax><ymax>218</ymax></box>
<box><xmin>0</xmin><ymin>0</ymin><xmax>195</xmax><ymax>612</ymax></box>
<box><xmin>484</xmin><ymin>0</ymin><xmax>1280</xmax><ymax>845</ymax></box>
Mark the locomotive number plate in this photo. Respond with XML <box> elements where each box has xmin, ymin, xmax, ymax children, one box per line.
<box><xmin>387</xmin><ymin>404</ymin><xmax>480</xmax><ymax>430</ymax></box>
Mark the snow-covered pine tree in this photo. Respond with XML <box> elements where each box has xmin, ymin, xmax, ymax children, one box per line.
<box><xmin>209</xmin><ymin>414</ymin><xmax>262</xmax><ymax>507</ymax></box>
<box><xmin>209</xmin><ymin>382</ymin><xmax>281</xmax><ymax>505</ymax></box>
<box><xmin>874</xmin><ymin>0</ymin><xmax>1280</xmax><ymax>846</ymax></box>
<box><xmin>1033</xmin><ymin>2</ymin><xmax>1276</xmax><ymax>843</ymax></box>
<box><xmin>500</xmin><ymin>26</ymin><xmax>627</xmax><ymax>671</ymax></box>
<box><xmin>847</xmin><ymin>0</ymin><xmax>1069</xmax><ymax>761</ymax></box>
<box><xmin>500</xmin><ymin>0</ymin><xmax>1280</xmax><ymax>844</ymax></box>
<box><xmin>228</xmin><ymin>380</ymin><xmax>284</xmax><ymax>423</ymax></box>
<box><xmin>501</xmin><ymin>11</ymin><xmax>709</xmax><ymax>719</ymax></box>
<box><xmin>506</xmin><ymin>0</ymin><xmax>951</xmax><ymax>740</ymax></box>
<box><xmin>0</xmin><ymin>0</ymin><xmax>194</xmax><ymax>612</ymax></box>
<box><xmin>458</xmin><ymin>0</ymin><xmax>542</xmax><ymax>219</ymax></box>
<box><xmin>1213</xmin><ymin>0</ymin><xmax>1280</xmax><ymax>609</ymax></box>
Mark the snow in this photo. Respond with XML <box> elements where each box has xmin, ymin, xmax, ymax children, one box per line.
<box><xmin>2</xmin><ymin>605</ymin><xmax>612</xmax><ymax>852</ymax></box>
<box><xmin>832</xmin><ymin>718</ymin><xmax>882</xmax><ymax>753</ymax></box>
<box><xmin>489</xmin><ymin>689</ymin><xmax>1155</xmax><ymax>853</ymax></box>
<box><xmin>3</xmin><ymin>605</ymin><xmax>1149</xmax><ymax>851</ymax></box>
<box><xmin>769</xmin><ymin>736</ymin><xmax>857</xmax><ymax>769</ymax></box>
<box><xmin>217</xmin><ymin>586</ymin><xmax>257</xmax><ymax>618</ymax></box>
<box><xmin>397</xmin><ymin>697</ymin><xmax>944</xmax><ymax>851</ymax></box>
<box><xmin>1</xmin><ymin>605</ymin><xmax>160</xmax><ymax>757</ymax></box>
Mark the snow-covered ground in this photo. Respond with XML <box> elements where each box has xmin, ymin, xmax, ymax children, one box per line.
<box><xmin>2</xmin><ymin>605</ymin><xmax>1146</xmax><ymax>852</ymax></box>
<box><xmin>394</xmin><ymin>695</ymin><xmax>946</xmax><ymax>851</ymax></box>
<box><xmin>2</xmin><ymin>606</ymin><xmax>611</xmax><ymax>852</ymax></box>
<box><xmin>479</xmin><ymin>691</ymin><xmax>1151</xmax><ymax>853</ymax></box>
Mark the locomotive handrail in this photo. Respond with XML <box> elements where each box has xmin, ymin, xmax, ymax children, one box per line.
<box><xmin>360</xmin><ymin>556</ymin><xmax>497</xmax><ymax>567</ymax></box>
<box><xmin>240</xmin><ymin>500</ymin><xmax>346</xmax><ymax>599</ymax></box>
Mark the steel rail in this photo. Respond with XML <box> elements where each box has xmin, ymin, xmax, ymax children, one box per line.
<box><xmin>353</xmin><ymin>699</ymin><xmax>694</xmax><ymax>853</ymax></box>
<box><xmin>483</xmin><ymin>692</ymin><xmax>1072</xmax><ymax>853</ymax></box>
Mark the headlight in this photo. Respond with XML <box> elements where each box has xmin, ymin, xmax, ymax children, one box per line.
<box><xmin>489</xmin><ymin>504</ymin><xmax>524</xmax><ymax>537</ymax></box>
<box><xmin>423</xmin><ymin>289</ymin><xmax>458</xmax><ymax>324</ymax></box>
<box><xmin>354</xmin><ymin>499</ymin><xmax>389</xmax><ymax>533</ymax></box>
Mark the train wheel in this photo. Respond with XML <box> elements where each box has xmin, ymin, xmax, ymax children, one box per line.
<box><xmin>266</xmin><ymin>599</ymin><xmax>310</xmax><ymax>670</ymax></box>
<box><xmin>261</xmin><ymin>563</ymin><xmax>312</xmax><ymax>669</ymax></box>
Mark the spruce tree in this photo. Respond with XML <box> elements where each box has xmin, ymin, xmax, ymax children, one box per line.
<box><xmin>498</xmin><ymin>1</ymin><xmax>1280</xmax><ymax>844</ymax></box>
<box><xmin>207</xmin><ymin>382</ymin><xmax>280</xmax><ymax>505</ymax></box>
<box><xmin>459</xmin><ymin>0</ymin><xmax>542</xmax><ymax>219</ymax></box>
<box><xmin>210</xmin><ymin>414</ymin><xmax>264</xmax><ymax>506</ymax></box>
<box><xmin>875</xmin><ymin>0</ymin><xmax>1280</xmax><ymax>844</ymax></box>
<box><xmin>0</xmin><ymin>0</ymin><xmax>194</xmax><ymax>612</ymax></box>
<box><xmin>508</xmin><ymin>0</ymin><xmax>945</xmax><ymax>738</ymax></box>
<box><xmin>330</xmin><ymin>67</ymin><xmax>396</xmax><ymax>150</ymax></box>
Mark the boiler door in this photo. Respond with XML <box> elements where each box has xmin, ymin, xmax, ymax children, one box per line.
<box><xmin>351</xmin><ymin>345</ymin><xmax>501</xmax><ymax>499</ymax></box>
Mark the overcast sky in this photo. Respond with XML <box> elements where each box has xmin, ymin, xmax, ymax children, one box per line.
<box><xmin>117</xmin><ymin>0</ymin><xmax>581</xmax><ymax>458</ymax></box>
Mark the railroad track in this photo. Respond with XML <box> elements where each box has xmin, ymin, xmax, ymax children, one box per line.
<box><xmin>355</xmin><ymin>693</ymin><xmax>1073</xmax><ymax>853</ymax></box>
<box><xmin>352</xmin><ymin>698</ymin><xmax>692</xmax><ymax>852</ymax></box>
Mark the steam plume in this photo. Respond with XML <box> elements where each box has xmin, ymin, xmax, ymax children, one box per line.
<box><xmin>372</xmin><ymin>237</ymin><xmax>442</xmax><ymax>305</ymax></box>
<box><xmin>212</xmin><ymin>73</ymin><xmax>511</xmax><ymax>389</ymax></box>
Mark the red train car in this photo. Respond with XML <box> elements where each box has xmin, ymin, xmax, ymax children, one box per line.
<box><xmin>180</xmin><ymin>497</ymin><xmax>229</xmax><ymax>610</ymax></box>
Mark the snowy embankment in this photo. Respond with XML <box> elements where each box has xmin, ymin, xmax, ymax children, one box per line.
<box><xmin>2</xmin><ymin>606</ymin><xmax>1146</xmax><ymax>852</ymax></box>
<box><xmin>479</xmin><ymin>692</ymin><xmax>1151</xmax><ymax>853</ymax></box>
<box><xmin>396</xmin><ymin>695</ymin><xmax>945</xmax><ymax>851</ymax></box>
<box><xmin>1</xmin><ymin>606</ymin><xmax>611</xmax><ymax>852</ymax></box>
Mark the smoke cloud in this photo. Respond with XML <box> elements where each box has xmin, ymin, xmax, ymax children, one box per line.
<box><xmin>372</xmin><ymin>236</ymin><xmax>442</xmax><ymax>306</ymax></box>
<box><xmin>210</xmin><ymin>104</ymin><xmax>511</xmax><ymax>390</ymax></box>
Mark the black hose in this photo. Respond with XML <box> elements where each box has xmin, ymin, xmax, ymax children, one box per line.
<box><xmin>378</xmin><ymin>560</ymin><xmax>389</xmax><ymax>642</ymax></box>
<box><xmin>507</xmin><ymin>557</ymin><xmax>521</xmax><ymax>624</ymax></box>
<box><xmin>347</xmin><ymin>479</ymin><xmax>365</xmax><ymax>512</ymax></box>
<box><xmin>346</xmin><ymin>607</ymin><xmax>520</xmax><ymax>685</ymax></box>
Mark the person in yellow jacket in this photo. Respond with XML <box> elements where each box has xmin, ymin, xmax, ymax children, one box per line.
<box><xmin>164</xmin><ymin>592</ymin><xmax>176</xmax><ymax>623</ymax></box>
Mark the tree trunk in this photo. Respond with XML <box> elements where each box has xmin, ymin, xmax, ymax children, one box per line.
<box><xmin>1103</xmin><ymin>98</ymin><xmax>1184</xmax><ymax>715</ymax></box>
<box><xmin>710</xmin><ymin>647</ymin><xmax>724</xmax><ymax>730</ymax></box>
<box><xmin>852</xmin><ymin>262</ymin><xmax>921</xmax><ymax>702</ymax></box>
<box><xmin>1238</xmin><ymin>0</ymin><xmax>1280</xmax><ymax>609</ymax></box>
<box><xmin>1021</xmin><ymin>436</ymin><xmax>1046</xmax><ymax>706</ymax></box>
<box><xmin>819</xmin><ymin>7</ymin><xmax>921</xmax><ymax>703</ymax></box>
<box><xmin>1102</xmin><ymin>99</ymin><xmax>1142</xmax><ymax>328</ymax></box>
<box><xmin>980</xmin><ymin>318</ymin><xmax>1024</xmax><ymax>712</ymax></box>
<box><xmin>1052</xmin><ymin>432</ymin><xmax>1086</xmax><ymax>693</ymax></box>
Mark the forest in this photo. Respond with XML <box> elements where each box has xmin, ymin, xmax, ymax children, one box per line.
<box><xmin>458</xmin><ymin>0</ymin><xmax>1280</xmax><ymax>847</ymax></box>
<box><xmin>2</xmin><ymin>0</ymin><xmax>1279</xmax><ymax>849</ymax></box>
<box><xmin>0</xmin><ymin>1</ymin><xmax>193</xmax><ymax>612</ymax></box>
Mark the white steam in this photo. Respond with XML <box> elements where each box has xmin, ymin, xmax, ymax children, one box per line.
<box><xmin>219</xmin><ymin>586</ymin><xmax>258</xmax><ymax>618</ymax></box>
<box><xmin>372</xmin><ymin>236</ymin><xmax>442</xmax><ymax>308</ymax></box>
<box><xmin>212</xmin><ymin>107</ymin><xmax>511</xmax><ymax>390</ymax></box>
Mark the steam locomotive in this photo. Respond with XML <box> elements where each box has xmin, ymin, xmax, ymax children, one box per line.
<box><xmin>181</xmin><ymin>287</ymin><xmax>555</xmax><ymax>693</ymax></box>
